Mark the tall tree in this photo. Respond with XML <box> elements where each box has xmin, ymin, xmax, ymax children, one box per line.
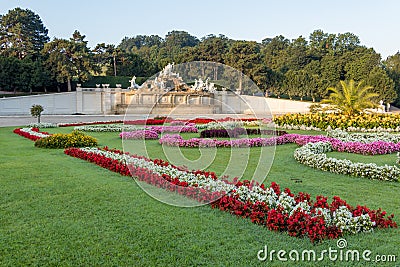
<box><xmin>284</xmin><ymin>36</ymin><xmax>310</xmax><ymax>71</ymax></box>
<box><xmin>343</xmin><ymin>47</ymin><xmax>381</xmax><ymax>81</ymax></box>
<box><xmin>384</xmin><ymin>52</ymin><xmax>400</xmax><ymax>105</ymax></box>
<box><xmin>224</xmin><ymin>41</ymin><xmax>263</xmax><ymax>94</ymax></box>
<box><xmin>43</xmin><ymin>31</ymin><xmax>92</xmax><ymax>91</ymax></box>
<box><xmin>366</xmin><ymin>66</ymin><xmax>396</xmax><ymax>103</ymax></box>
<box><xmin>334</xmin><ymin>32</ymin><xmax>360</xmax><ymax>53</ymax></box>
<box><xmin>0</xmin><ymin>8</ymin><xmax>49</xmax><ymax>59</ymax></box>
<box><xmin>309</xmin><ymin>29</ymin><xmax>335</xmax><ymax>59</ymax></box>
<box><xmin>262</xmin><ymin>35</ymin><xmax>290</xmax><ymax>72</ymax></box>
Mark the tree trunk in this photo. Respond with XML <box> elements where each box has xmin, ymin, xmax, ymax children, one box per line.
<box><xmin>238</xmin><ymin>73</ymin><xmax>242</xmax><ymax>93</ymax></box>
<box><xmin>67</xmin><ymin>79</ymin><xmax>72</xmax><ymax>92</ymax></box>
<box><xmin>38</xmin><ymin>115</ymin><xmax>41</xmax><ymax>123</ymax></box>
<box><xmin>57</xmin><ymin>85</ymin><xmax>61</xmax><ymax>93</ymax></box>
<box><xmin>113</xmin><ymin>55</ymin><xmax>117</xmax><ymax>76</ymax></box>
<box><xmin>44</xmin><ymin>86</ymin><xmax>47</xmax><ymax>93</ymax></box>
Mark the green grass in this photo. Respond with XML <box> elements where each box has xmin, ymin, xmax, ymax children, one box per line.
<box><xmin>1</xmin><ymin>126</ymin><xmax>399</xmax><ymax>266</ymax></box>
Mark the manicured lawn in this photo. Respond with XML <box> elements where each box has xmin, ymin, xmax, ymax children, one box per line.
<box><xmin>1</xmin><ymin>126</ymin><xmax>399</xmax><ymax>266</ymax></box>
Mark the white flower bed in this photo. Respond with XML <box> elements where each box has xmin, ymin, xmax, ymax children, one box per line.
<box><xmin>293</xmin><ymin>141</ymin><xmax>400</xmax><ymax>181</ymax></box>
<box><xmin>28</xmin><ymin>122</ymin><xmax>58</xmax><ymax>128</ymax></box>
<box><xmin>20</xmin><ymin>127</ymin><xmax>51</xmax><ymax>138</ymax></box>
<box><xmin>276</xmin><ymin>124</ymin><xmax>322</xmax><ymax>131</ymax></box>
<box><xmin>327</xmin><ymin>128</ymin><xmax>400</xmax><ymax>143</ymax></box>
<box><xmin>74</xmin><ymin>124</ymin><xmax>139</xmax><ymax>132</ymax></box>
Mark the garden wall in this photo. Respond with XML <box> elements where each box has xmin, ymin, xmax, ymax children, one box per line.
<box><xmin>0</xmin><ymin>89</ymin><xmax>312</xmax><ymax>115</ymax></box>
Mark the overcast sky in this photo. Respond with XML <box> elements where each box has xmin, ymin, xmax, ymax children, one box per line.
<box><xmin>1</xmin><ymin>0</ymin><xmax>399</xmax><ymax>59</ymax></box>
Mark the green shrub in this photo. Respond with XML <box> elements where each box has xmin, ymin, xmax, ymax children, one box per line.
<box><xmin>30</xmin><ymin>104</ymin><xmax>44</xmax><ymax>123</ymax></box>
<box><xmin>34</xmin><ymin>131</ymin><xmax>98</xmax><ymax>149</ymax></box>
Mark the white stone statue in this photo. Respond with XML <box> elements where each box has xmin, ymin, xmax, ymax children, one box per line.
<box><xmin>164</xmin><ymin>63</ymin><xmax>172</xmax><ymax>75</ymax></box>
<box><xmin>193</xmin><ymin>79</ymin><xmax>198</xmax><ymax>89</ymax></box>
<box><xmin>160</xmin><ymin>80</ymin><xmax>166</xmax><ymax>90</ymax></box>
<box><xmin>198</xmin><ymin>78</ymin><xmax>204</xmax><ymax>91</ymax></box>
<box><xmin>129</xmin><ymin>76</ymin><xmax>140</xmax><ymax>89</ymax></box>
<box><xmin>208</xmin><ymin>82</ymin><xmax>216</xmax><ymax>93</ymax></box>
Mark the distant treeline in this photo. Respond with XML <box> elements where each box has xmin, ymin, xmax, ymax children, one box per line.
<box><xmin>1</xmin><ymin>8</ymin><xmax>400</xmax><ymax>105</ymax></box>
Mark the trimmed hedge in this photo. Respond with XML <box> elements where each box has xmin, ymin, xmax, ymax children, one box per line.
<box><xmin>34</xmin><ymin>131</ymin><xmax>98</xmax><ymax>148</ymax></box>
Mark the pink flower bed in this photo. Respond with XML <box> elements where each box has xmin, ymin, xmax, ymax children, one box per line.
<box><xmin>120</xmin><ymin>130</ymin><xmax>159</xmax><ymax>140</ymax></box>
<box><xmin>146</xmin><ymin>124</ymin><xmax>198</xmax><ymax>134</ymax></box>
<box><xmin>159</xmin><ymin>133</ymin><xmax>400</xmax><ymax>155</ymax></box>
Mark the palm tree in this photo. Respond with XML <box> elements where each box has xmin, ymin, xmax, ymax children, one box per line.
<box><xmin>321</xmin><ymin>79</ymin><xmax>379</xmax><ymax>115</ymax></box>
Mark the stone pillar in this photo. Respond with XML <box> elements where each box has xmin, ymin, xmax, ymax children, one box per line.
<box><xmin>76</xmin><ymin>87</ymin><xmax>83</xmax><ymax>114</ymax></box>
<box><xmin>95</xmin><ymin>87</ymin><xmax>103</xmax><ymax>114</ymax></box>
<box><xmin>102</xmin><ymin>87</ymin><xmax>112</xmax><ymax>114</ymax></box>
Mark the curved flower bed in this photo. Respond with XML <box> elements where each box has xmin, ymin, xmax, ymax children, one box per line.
<box><xmin>146</xmin><ymin>125</ymin><xmax>198</xmax><ymax>134</ymax></box>
<box><xmin>120</xmin><ymin>130</ymin><xmax>159</xmax><ymax>140</ymax></box>
<box><xmin>64</xmin><ymin>146</ymin><xmax>397</xmax><ymax>243</ymax></box>
<box><xmin>294</xmin><ymin>142</ymin><xmax>400</xmax><ymax>182</ymax></box>
<box><xmin>13</xmin><ymin>127</ymin><xmax>51</xmax><ymax>141</ymax></box>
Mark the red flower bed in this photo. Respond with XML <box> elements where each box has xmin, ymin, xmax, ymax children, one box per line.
<box><xmin>187</xmin><ymin>118</ymin><xmax>216</xmax><ymax>124</ymax></box>
<box><xmin>13</xmin><ymin>128</ymin><xmax>50</xmax><ymax>141</ymax></box>
<box><xmin>217</xmin><ymin>117</ymin><xmax>258</xmax><ymax>122</ymax></box>
<box><xmin>124</xmin><ymin>119</ymin><xmax>170</xmax><ymax>125</ymax></box>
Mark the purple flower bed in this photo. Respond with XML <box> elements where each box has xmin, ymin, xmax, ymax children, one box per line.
<box><xmin>120</xmin><ymin>130</ymin><xmax>159</xmax><ymax>140</ymax></box>
<box><xmin>199</xmin><ymin>128</ymin><xmax>288</xmax><ymax>138</ymax></box>
<box><xmin>146</xmin><ymin>125</ymin><xmax>198</xmax><ymax>134</ymax></box>
<box><xmin>160</xmin><ymin>133</ymin><xmax>400</xmax><ymax>155</ymax></box>
<box><xmin>246</xmin><ymin>128</ymin><xmax>288</xmax><ymax>136</ymax></box>
<box><xmin>200</xmin><ymin>128</ymin><xmax>246</xmax><ymax>138</ymax></box>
